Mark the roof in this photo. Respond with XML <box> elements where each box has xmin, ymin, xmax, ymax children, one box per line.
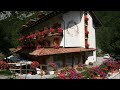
<box><xmin>29</xmin><ymin>47</ymin><xmax>96</xmax><ymax>56</ymax></box>
<box><xmin>19</xmin><ymin>11</ymin><xmax>102</xmax><ymax>33</ymax></box>
<box><xmin>19</xmin><ymin>11</ymin><xmax>68</xmax><ymax>33</ymax></box>
<box><xmin>89</xmin><ymin>11</ymin><xmax>102</xmax><ymax>27</ymax></box>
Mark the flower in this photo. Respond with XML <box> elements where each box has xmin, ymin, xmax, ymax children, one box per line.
<box><xmin>36</xmin><ymin>44</ymin><xmax>41</xmax><ymax>49</ymax></box>
<box><xmin>0</xmin><ymin>61</ymin><xmax>9</xmax><ymax>70</ymax></box>
<box><xmin>53</xmin><ymin>45</ymin><xmax>59</xmax><ymax>49</ymax></box>
<box><xmin>84</xmin><ymin>15</ymin><xmax>89</xmax><ymax>21</ymax></box>
<box><xmin>26</xmin><ymin>35</ymin><xmax>31</xmax><ymax>39</ymax></box>
<box><xmin>38</xmin><ymin>31</ymin><xmax>42</xmax><ymax>36</ymax></box>
<box><xmin>48</xmin><ymin>62</ymin><xmax>57</xmax><ymax>70</ymax></box>
<box><xmin>58</xmin><ymin>28</ymin><xmax>63</xmax><ymax>33</ymax></box>
<box><xmin>49</xmin><ymin>28</ymin><xmax>55</xmax><ymax>33</ymax></box>
<box><xmin>18</xmin><ymin>37</ymin><xmax>24</xmax><ymax>41</ymax></box>
<box><xmin>85</xmin><ymin>30</ymin><xmax>89</xmax><ymax>35</ymax></box>
<box><xmin>41</xmin><ymin>31</ymin><xmax>45</xmax><ymax>36</ymax></box>
<box><xmin>44</xmin><ymin>29</ymin><xmax>49</xmax><ymax>34</ymax></box>
<box><xmin>30</xmin><ymin>61</ymin><xmax>39</xmax><ymax>70</ymax></box>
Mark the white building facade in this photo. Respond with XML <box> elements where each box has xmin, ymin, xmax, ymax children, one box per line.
<box><xmin>59</xmin><ymin>11</ymin><xmax>99</xmax><ymax>65</ymax></box>
<box><xmin>17</xmin><ymin>11</ymin><xmax>101</xmax><ymax>70</ymax></box>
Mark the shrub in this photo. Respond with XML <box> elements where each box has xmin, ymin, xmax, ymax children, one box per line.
<box><xmin>0</xmin><ymin>61</ymin><xmax>10</xmax><ymax>70</ymax></box>
<box><xmin>48</xmin><ymin>62</ymin><xmax>57</xmax><ymax>70</ymax></box>
<box><xmin>57</xmin><ymin>68</ymin><xmax>83</xmax><ymax>79</ymax></box>
<box><xmin>0</xmin><ymin>70</ymin><xmax>12</xmax><ymax>75</ymax></box>
<box><xmin>30</xmin><ymin>61</ymin><xmax>39</xmax><ymax>70</ymax></box>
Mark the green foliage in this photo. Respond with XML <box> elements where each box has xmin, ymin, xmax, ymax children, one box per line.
<box><xmin>0</xmin><ymin>70</ymin><xmax>12</xmax><ymax>75</ymax></box>
<box><xmin>0</xmin><ymin>11</ymin><xmax>37</xmax><ymax>55</ymax></box>
<box><xmin>96</xmin><ymin>11</ymin><xmax>120</xmax><ymax>55</ymax></box>
<box><xmin>81</xmin><ymin>70</ymin><xmax>89</xmax><ymax>79</ymax></box>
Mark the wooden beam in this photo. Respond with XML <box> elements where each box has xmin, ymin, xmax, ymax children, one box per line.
<box><xmin>78</xmin><ymin>53</ymin><xmax>81</xmax><ymax>64</ymax></box>
<box><xmin>72</xmin><ymin>54</ymin><xmax>74</xmax><ymax>67</ymax></box>
<box><xmin>63</xmin><ymin>54</ymin><xmax>66</xmax><ymax>68</ymax></box>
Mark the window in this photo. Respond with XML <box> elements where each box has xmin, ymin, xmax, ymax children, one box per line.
<box><xmin>53</xmin><ymin>38</ymin><xmax>59</xmax><ymax>46</ymax></box>
<box><xmin>54</xmin><ymin>55</ymin><xmax>62</xmax><ymax>69</ymax></box>
<box><xmin>74</xmin><ymin>56</ymin><xmax>78</xmax><ymax>65</ymax></box>
<box><xmin>66</xmin><ymin>56</ymin><xmax>72</xmax><ymax>67</ymax></box>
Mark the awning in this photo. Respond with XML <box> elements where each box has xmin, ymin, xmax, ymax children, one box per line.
<box><xmin>29</xmin><ymin>48</ymin><xmax>96</xmax><ymax>56</ymax></box>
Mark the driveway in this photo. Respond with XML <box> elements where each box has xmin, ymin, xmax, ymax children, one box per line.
<box><xmin>93</xmin><ymin>57</ymin><xmax>105</xmax><ymax>66</ymax></box>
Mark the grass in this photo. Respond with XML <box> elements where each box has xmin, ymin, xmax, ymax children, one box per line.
<box><xmin>0</xmin><ymin>70</ymin><xmax>12</xmax><ymax>76</ymax></box>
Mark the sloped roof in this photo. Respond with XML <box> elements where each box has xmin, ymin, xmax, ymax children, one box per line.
<box><xmin>29</xmin><ymin>47</ymin><xmax>96</xmax><ymax>56</ymax></box>
<box><xmin>19</xmin><ymin>11</ymin><xmax>102</xmax><ymax>33</ymax></box>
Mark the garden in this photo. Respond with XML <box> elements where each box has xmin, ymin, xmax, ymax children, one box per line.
<box><xmin>0</xmin><ymin>59</ymin><xmax>120</xmax><ymax>79</ymax></box>
<box><xmin>51</xmin><ymin>60</ymin><xmax>120</xmax><ymax>79</ymax></box>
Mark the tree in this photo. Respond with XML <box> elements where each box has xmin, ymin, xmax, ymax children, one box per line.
<box><xmin>0</xmin><ymin>24</ymin><xmax>12</xmax><ymax>55</ymax></box>
<box><xmin>0</xmin><ymin>11</ymin><xmax>40</xmax><ymax>55</ymax></box>
<box><xmin>96</xmin><ymin>11</ymin><xmax>120</xmax><ymax>55</ymax></box>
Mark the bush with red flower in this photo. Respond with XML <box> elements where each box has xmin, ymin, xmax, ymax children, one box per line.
<box><xmin>58</xmin><ymin>27</ymin><xmax>63</xmax><ymax>33</ymax></box>
<box><xmin>30</xmin><ymin>61</ymin><xmax>39</xmax><ymax>70</ymax></box>
<box><xmin>103</xmin><ymin>60</ymin><xmax>119</xmax><ymax>71</ymax></box>
<box><xmin>99</xmin><ymin>64</ymin><xmax>109</xmax><ymax>73</ymax></box>
<box><xmin>44</xmin><ymin>29</ymin><xmax>49</xmax><ymax>35</ymax></box>
<box><xmin>48</xmin><ymin>62</ymin><xmax>57</xmax><ymax>71</ymax></box>
<box><xmin>57</xmin><ymin>68</ymin><xmax>83</xmax><ymax>79</ymax></box>
<box><xmin>0</xmin><ymin>61</ymin><xmax>10</xmax><ymax>70</ymax></box>
<box><xmin>84</xmin><ymin>15</ymin><xmax>89</xmax><ymax>21</ymax></box>
<box><xmin>85</xmin><ymin>30</ymin><xmax>89</xmax><ymax>35</ymax></box>
<box><xmin>53</xmin><ymin>45</ymin><xmax>59</xmax><ymax>49</ymax></box>
<box><xmin>49</xmin><ymin>28</ymin><xmax>55</xmax><ymax>34</ymax></box>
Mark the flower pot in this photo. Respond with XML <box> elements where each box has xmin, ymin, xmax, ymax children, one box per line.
<box><xmin>84</xmin><ymin>16</ymin><xmax>89</xmax><ymax>21</ymax></box>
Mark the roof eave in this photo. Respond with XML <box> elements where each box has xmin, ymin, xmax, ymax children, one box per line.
<box><xmin>89</xmin><ymin>11</ymin><xmax>103</xmax><ymax>27</ymax></box>
<box><xmin>19</xmin><ymin>11</ymin><xmax>68</xmax><ymax>34</ymax></box>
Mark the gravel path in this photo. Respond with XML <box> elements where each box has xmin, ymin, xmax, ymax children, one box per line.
<box><xmin>0</xmin><ymin>75</ymin><xmax>10</xmax><ymax>79</ymax></box>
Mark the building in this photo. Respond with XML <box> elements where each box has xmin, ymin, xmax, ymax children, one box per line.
<box><xmin>16</xmin><ymin>11</ymin><xmax>102</xmax><ymax>70</ymax></box>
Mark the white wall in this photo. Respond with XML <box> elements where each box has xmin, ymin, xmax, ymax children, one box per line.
<box><xmin>85</xmin><ymin>12</ymin><xmax>97</xmax><ymax>64</ymax></box>
<box><xmin>60</xmin><ymin>11</ymin><xmax>85</xmax><ymax>47</ymax></box>
<box><xmin>59</xmin><ymin>11</ymin><xmax>97</xmax><ymax>65</ymax></box>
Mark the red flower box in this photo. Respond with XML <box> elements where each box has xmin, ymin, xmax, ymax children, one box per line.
<box><xmin>85</xmin><ymin>30</ymin><xmax>89</xmax><ymax>35</ymax></box>
<box><xmin>58</xmin><ymin>27</ymin><xmax>63</xmax><ymax>33</ymax></box>
<box><xmin>84</xmin><ymin>16</ymin><xmax>89</xmax><ymax>21</ymax></box>
<box><xmin>49</xmin><ymin>28</ymin><xmax>55</xmax><ymax>33</ymax></box>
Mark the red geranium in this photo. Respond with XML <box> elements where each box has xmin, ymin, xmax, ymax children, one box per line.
<box><xmin>44</xmin><ymin>29</ymin><xmax>49</xmax><ymax>34</ymax></box>
<box><xmin>48</xmin><ymin>62</ymin><xmax>57</xmax><ymax>70</ymax></box>
<box><xmin>84</xmin><ymin>15</ymin><xmax>89</xmax><ymax>21</ymax></box>
<box><xmin>49</xmin><ymin>28</ymin><xmax>54</xmax><ymax>33</ymax></box>
<box><xmin>58</xmin><ymin>27</ymin><xmax>63</xmax><ymax>33</ymax></box>
<box><xmin>30</xmin><ymin>61</ymin><xmax>39</xmax><ymax>70</ymax></box>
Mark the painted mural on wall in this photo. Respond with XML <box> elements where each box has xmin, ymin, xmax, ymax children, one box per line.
<box><xmin>63</xmin><ymin>11</ymin><xmax>83</xmax><ymax>47</ymax></box>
